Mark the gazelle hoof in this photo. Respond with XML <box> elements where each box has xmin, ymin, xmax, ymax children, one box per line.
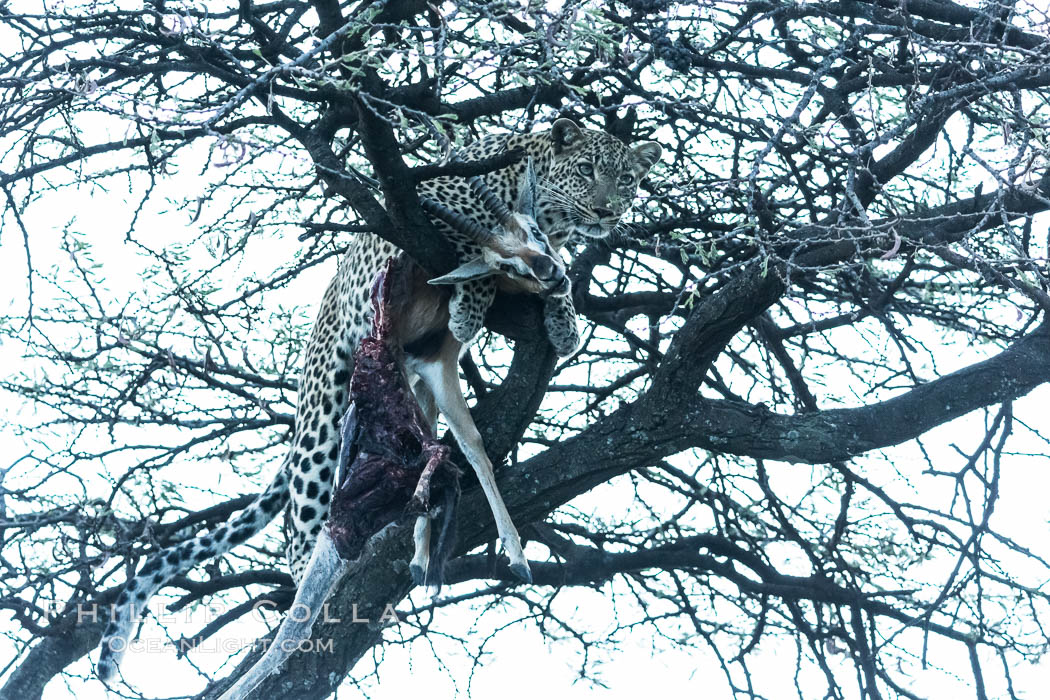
<box><xmin>410</xmin><ymin>562</ymin><xmax>426</xmax><ymax>586</ymax></box>
<box><xmin>509</xmin><ymin>560</ymin><xmax>532</xmax><ymax>583</ymax></box>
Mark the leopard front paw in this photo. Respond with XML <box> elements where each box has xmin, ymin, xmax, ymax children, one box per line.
<box><xmin>544</xmin><ymin>295</ymin><xmax>581</xmax><ymax>357</ymax></box>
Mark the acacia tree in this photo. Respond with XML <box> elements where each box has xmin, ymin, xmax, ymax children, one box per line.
<box><xmin>2</xmin><ymin>0</ymin><xmax>1050</xmax><ymax>698</ymax></box>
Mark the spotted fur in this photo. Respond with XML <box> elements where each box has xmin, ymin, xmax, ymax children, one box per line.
<box><xmin>96</xmin><ymin>120</ymin><xmax>660</xmax><ymax>681</ymax></box>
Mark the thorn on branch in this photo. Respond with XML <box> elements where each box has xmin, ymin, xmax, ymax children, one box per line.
<box><xmin>879</xmin><ymin>230</ymin><xmax>902</xmax><ymax>260</ymax></box>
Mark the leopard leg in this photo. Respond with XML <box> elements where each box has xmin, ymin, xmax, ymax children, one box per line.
<box><xmin>543</xmin><ymin>292</ymin><xmax>581</xmax><ymax>357</ymax></box>
<box><xmin>448</xmin><ymin>277</ymin><xmax>496</xmax><ymax>344</ymax></box>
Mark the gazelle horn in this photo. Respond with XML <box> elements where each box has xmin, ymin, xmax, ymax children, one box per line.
<box><xmin>467</xmin><ymin>174</ymin><xmax>512</xmax><ymax>224</ymax></box>
<box><xmin>419</xmin><ymin>197</ymin><xmax>493</xmax><ymax>243</ymax></box>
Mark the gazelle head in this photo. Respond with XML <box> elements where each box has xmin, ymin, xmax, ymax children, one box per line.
<box><xmin>423</xmin><ymin>159</ymin><xmax>570</xmax><ymax>298</ymax></box>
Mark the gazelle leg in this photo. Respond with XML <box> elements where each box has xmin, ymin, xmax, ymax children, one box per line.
<box><xmin>408</xmin><ymin>375</ymin><xmax>442</xmax><ymax>586</ymax></box>
<box><xmin>409</xmin><ymin>343</ymin><xmax>532</xmax><ymax>583</ymax></box>
<box><xmin>410</xmin><ymin>375</ymin><xmax>439</xmax><ymax>432</ymax></box>
<box><xmin>409</xmin><ymin>514</ymin><xmax>431</xmax><ymax>586</ymax></box>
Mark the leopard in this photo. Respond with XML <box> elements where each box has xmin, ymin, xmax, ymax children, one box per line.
<box><xmin>95</xmin><ymin>118</ymin><xmax>661</xmax><ymax>681</ymax></box>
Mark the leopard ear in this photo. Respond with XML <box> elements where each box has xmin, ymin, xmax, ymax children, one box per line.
<box><xmin>551</xmin><ymin>119</ymin><xmax>583</xmax><ymax>154</ymax></box>
<box><xmin>632</xmin><ymin>141</ymin><xmax>662</xmax><ymax>173</ymax></box>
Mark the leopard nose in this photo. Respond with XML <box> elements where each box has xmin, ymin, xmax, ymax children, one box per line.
<box><xmin>594</xmin><ymin>206</ymin><xmax>614</xmax><ymax>219</ymax></box>
<box><xmin>532</xmin><ymin>256</ymin><xmax>557</xmax><ymax>281</ymax></box>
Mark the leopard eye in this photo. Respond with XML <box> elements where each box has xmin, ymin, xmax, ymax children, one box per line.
<box><xmin>577</xmin><ymin>162</ymin><xmax>594</xmax><ymax>177</ymax></box>
<box><xmin>618</xmin><ymin>174</ymin><xmax>635</xmax><ymax>187</ymax></box>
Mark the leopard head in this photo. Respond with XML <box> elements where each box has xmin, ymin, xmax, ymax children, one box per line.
<box><xmin>536</xmin><ymin>118</ymin><xmax>662</xmax><ymax>245</ymax></box>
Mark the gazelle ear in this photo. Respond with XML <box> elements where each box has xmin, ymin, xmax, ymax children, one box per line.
<box><xmin>515</xmin><ymin>157</ymin><xmax>538</xmax><ymax>218</ymax></box>
<box><xmin>428</xmin><ymin>258</ymin><xmax>497</xmax><ymax>285</ymax></box>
